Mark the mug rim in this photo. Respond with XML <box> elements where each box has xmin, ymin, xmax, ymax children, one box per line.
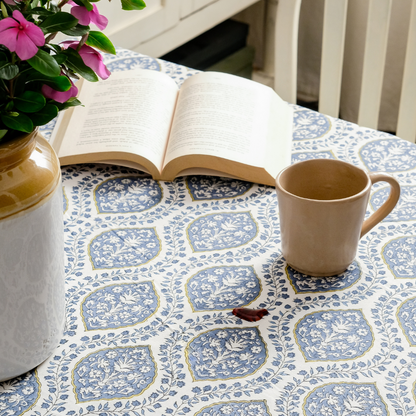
<box><xmin>275</xmin><ymin>159</ymin><xmax>371</xmax><ymax>203</ymax></box>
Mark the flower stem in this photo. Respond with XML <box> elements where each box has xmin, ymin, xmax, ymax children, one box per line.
<box><xmin>45</xmin><ymin>32</ymin><xmax>57</xmax><ymax>43</ymax></box>
<box><xmin>77</xmin><ymin>33</ymin><xmax>89</xmax><ymax>51</ymax></box>
<box><xmin>57</xmin><ymin>0</ymin><xmax>70</xmax><ymax>8</ymax></box>
<box><xmin>0</xmin><ymin>79</ymin><xmax>9</xmax><ymax>95</ymax></box>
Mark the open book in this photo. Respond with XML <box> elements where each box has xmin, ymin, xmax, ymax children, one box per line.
<box><xmin>50</xmin><ymin>69</ymin><xmax>293</xmax><ymax>186</ymax></box>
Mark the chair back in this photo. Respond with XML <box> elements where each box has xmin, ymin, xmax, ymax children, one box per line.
<box><xmin>273</xmin><ymin>0</ymin><xmax>416</xmax><ymax>143</ymax></box>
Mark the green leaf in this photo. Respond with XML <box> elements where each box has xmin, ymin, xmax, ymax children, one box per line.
<box><xmin>27</xmin><ymin>7</ymin><xmax>54</xmax><ymax>16</ymax></box>
<box><xmin>120</xmin><ymin>0</ymin><xmax>146</xmax><ymax>11</ymax></box>
<box><xmin>86</xmin><ymin>31</ymin><xmax>116</xmax><ymax>55</ymax></box>
<box><xmin>27</xmin><ymin>49</ymin><xmax>61</xmax><ymax>77</ymax></box>
<box><xmin>53</xmin><ymin>52</ymin><xmax>67</xmax><ymax>65</ymax></box>
<box><xmin>0</xmin><ymin>130</ymin><xmax>7</xmax><ymax>141</ymax></box>
<box><xmin>1</xmin><ymin>2</ymin><xmax>8</xmax><ymax>17</ymax></box>
<box><xmin>61</xmin><ymin>24</ymin><xmax>90</xmax><ymax>37</ymax></box>
<box><xmin>39</xmin><ymin>11</ymin><xmax>79</xmax><ymax>34</ymax></box>
<box><xmin>14</xmin><ymin>91</ymin><xmax>46</xmax><ymax>112</ymax></box>
<box><xmin>55</xmin><ymin>98</ymin><xmax>82</xmax><ymax>111</ymax></box>
<box><xmin>71</xmin><ymin>0</ymin><xmax>93</xmax><ymax>11</ymax></box>
<box><xmin>28</xmin><ymin>104</ymin><xmax>58</xmax><ymax>126</ymax></box>
<box><xmin>1</xmin><ymin>113</ymin><xmax>33</xmax><ymax>133</ymax></box>
<box><xmin>62</xmin><ymin>48</ymin><xmax>98</xmax><ymax>82</ymax></box>
<box><xmin>26</xmin><ymin>72</ymin><xmax>71</xmax><ymax>91</ymax></box>
<box><xmin>0</xmin><ymin>63</ymin><xmax>19</xmax><ymax>80</ymax></box>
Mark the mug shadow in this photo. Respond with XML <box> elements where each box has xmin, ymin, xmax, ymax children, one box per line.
<box><xmin>284</xmin><ymin>261</ymin><xmax>362</xmax><ymax>294</ymax></box>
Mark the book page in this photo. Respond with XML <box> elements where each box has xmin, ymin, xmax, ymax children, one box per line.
<box><xmin>163</xmin><ymin>72</ymin><xmax>273</xmax><ymax>169</ymax></box>
<box><xmin>54</xmin><ymin>69</ymin><xmax>179</xmax><ymax>173</ymax></box>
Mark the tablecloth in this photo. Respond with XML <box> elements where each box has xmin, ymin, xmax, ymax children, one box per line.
<box><xmin>2</xmin><ymin>48</ymin><xmax>416</xmax><ymax>416</ymax></box>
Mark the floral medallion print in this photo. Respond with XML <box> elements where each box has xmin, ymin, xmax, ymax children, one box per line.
<box><xmin>186</xmin><ymin>266</ymin><xmax>261</xmax><ymax>311</ymax></box>
<box><xmin>105</xmin><ymin>55</ymin><xmax>161</xmax><ymax>72</ymax></box>
<box><xmin>382</xmin><ymin>236</ymin><xmax>416</xmax><ymax>278</ymax></box>
<box><xmin>195</xmin><ymin>400</ymin><xmax>271</xmax><ymax>416</ymax></box>
<box><xmin>303</xmin><ymin>383</ymin><xmax>388</xmax><ymax>416</ymax></box>
<box><xmin>359</xmin><ymin>138</ymin><xmax>416</xmax><ymax>172</ymax></box>
<box><xmin>89</xmin><ymin>227</ymin><xmax>161</xmax><ymax>269</ymax></box>
<box><xmin>186</xmin><ymin>327</ymin><xmax>267</xmax><ymax>381</ymax></box>
<box><xmin>371</xmin><ymin>185</ymin><xmax>416</xmax><ymax>221</ymax></box>
<box><xmin>292</xmin><ymin>150</ymin><xmax>335</xmax><ymax>164</ymax></box>
<box><xmin>186</xmin><ymin>176</ymin><xmax>252</xmax><ymax>200</ymax></box>
<box><xmin>286</xmin><ymin>261</ymin><xmax>361</xmax><ymax>293</ymax></box>
<box><xmin>0</xmin><ymin>372</ymin><xmax>40</xmax><ymax>415</ymax></box>
<box><xmin>294</xmin><ymin>310</ymin><xmax>373</xmax><ymax>361</ymax></box>
<box><xmin>187</xmin><ymin>212</ymin><xmax>258</xmax><ymax>251</ymax></box>
<box><xmin>397</xmin><ymin>296</ymin><xmax>416</xmax><ymax>346</ymax></box>
<box><xmin>293</xmin><ymin>109</ymin><xmax>331</xmax><ymax>140</ymax></box>
<box><xmin>72</xmin><ymin>346</ymin><xmax>156</xmax><ymax>402</ymax></box>
<box><xmin>94</xmin><ymin>177</ymin><xmax>162</xmax><ymax>213</ymax></box>
<box><xmin>80</xmin><ymin>282</ymin><xmax>159</xmax><ymax>330</ymax></box>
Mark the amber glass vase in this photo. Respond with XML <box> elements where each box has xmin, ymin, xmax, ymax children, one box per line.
<box><xmin>0</xmin><ymin>129</ymin><xmax>65</xmax><ymax>381</ymax></box>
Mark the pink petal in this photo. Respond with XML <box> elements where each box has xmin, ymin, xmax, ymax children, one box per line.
<box><xmin>0</xmin><ymin>27</ymin><xmax>18</xmax><ymax>53</ymax></box>
<box><xmin>81</xmin><ymin>53</ymin><xmax>110</xmax><ymax>79</ymax></box>
<box><xmin>11</xmin><ymin>10</ymin><xmax>26</xmax><ymax>24</ymax></box>
<box><xmin>0</xmin><ymin>17</ymin><xmax>19</xmax><ymax>32</ymax></box>
<box><xmin>70</xmin><ymin>5</ymin><xmax>91</xmax><ymax>26</ymax></box>
<box><xmin>60</xmin><ymin>40</ymin><xmax>78</xmax><ymax>49</ymax></box>
<box><xmin>78</xmin><ymin>46</ymin><xmax>110</xmax><ymax>79</ymax></box>
<box><xmin>24</xmin><ymin>22</ymin><xmax>45</xmax><ymax>47</ymax></box>
<box><xmin>15</xmin><ymin>31</ymin><xmax>39</xmax><ymax>60</ymax></box>
<box><xmin>42</xmin><ymin>83</ymin><xmax>78</xmax><ymax>103</ymax></box>
<box><xmin>0</xmin><ymin>11</ymin><xmax>44</xmax><ymax>59</ymax></box>
<box><xmin>90</xmin><ymin>13</ymin><xmax>108</xmax><ymax>30</ymax></box>
<box><xmin>61</xmin><ymin>43</ymin><xmax>111</xmax><ymax>79</ymax></box>
<box><xmin>90</xmin><ymin>4</ymin><xmax>108</xmax><ymax>30</ymax></box>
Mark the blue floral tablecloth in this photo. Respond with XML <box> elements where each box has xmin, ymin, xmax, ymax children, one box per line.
<box><xmin>2</xmin><ymin>49</ymin><xmax>416</xmax><ymax>416</ymax></box>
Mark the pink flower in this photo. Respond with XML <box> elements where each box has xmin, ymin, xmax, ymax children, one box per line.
<box><xmin>3</xmin><ymin>0</ymin><xmax>21</xmax><ymax>5</ymax></box>
<box><xmin>0</xmin><ymin>10</ymin><xmax>45</xmax><ymax>60</ymax></box>
<box><xmin>69</xmin><ymin>1</ymin><xmax>108</xmax><ymax>30</ymax></box>
<box><xmin>61</xmin><ymin>41</ymin><xmax>110</xmax><ymax>79</ymax></box>
<box><xmin>41</xmin><ymin>77</ymin><xmax>78</xmax><ymax>103</ymax></box>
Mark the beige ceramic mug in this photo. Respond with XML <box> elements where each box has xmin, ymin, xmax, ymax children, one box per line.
<box><xmin>275</xmin><ymin>159</ymin><xmax>401</xmax><ymax>276</ymax></box>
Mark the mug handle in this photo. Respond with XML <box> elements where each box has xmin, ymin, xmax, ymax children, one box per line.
<box><xmin>360</xmin><ymin>173</ymin><xmax>401</xmax><ymax>238</ymax></box>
